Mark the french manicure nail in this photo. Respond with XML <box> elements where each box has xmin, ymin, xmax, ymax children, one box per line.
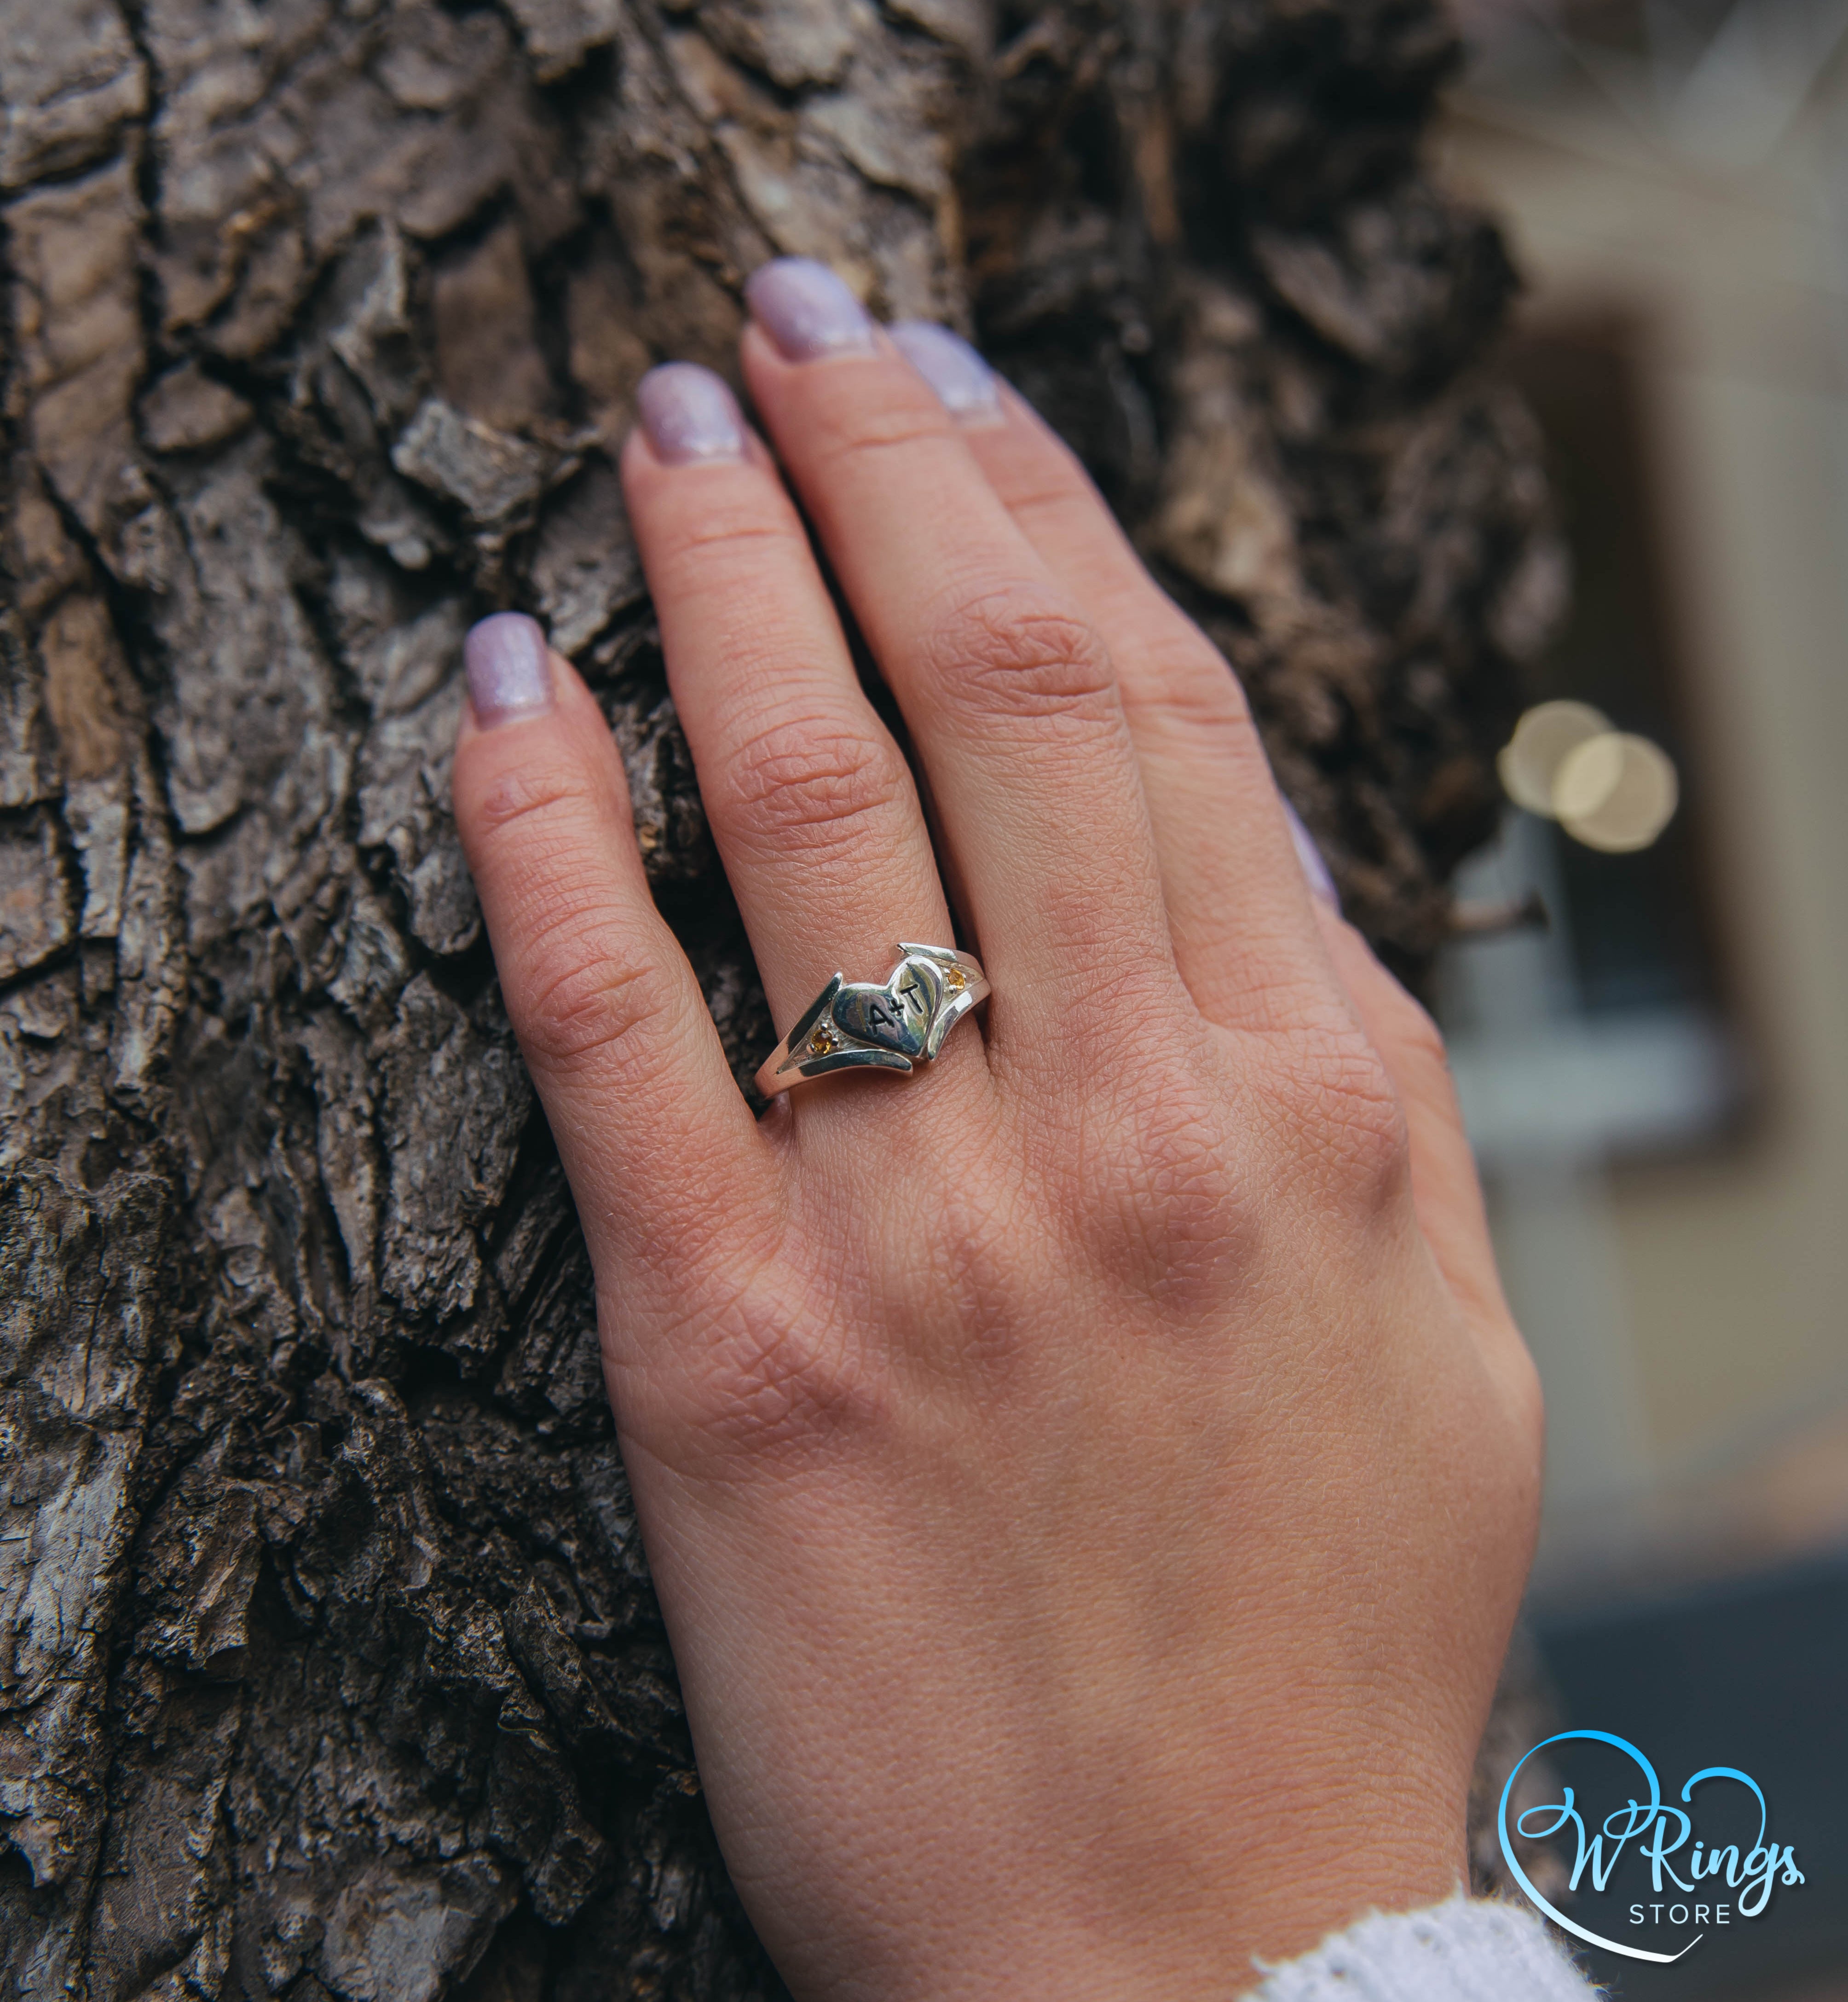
<box><xmin>744</xmin><ymin>257</ymin><xmax>876</xmax><ymax>362</ymax></box>
<box><xmin>465</xmin><ymin>612</ymin><xmax>553</xmax><ymax>727</ymax></box>
<box><xmin>636</xmin><ymin>362</ymin><xmax>749</xmax><ymax>465</ymax></box>
<box><xmin>889</xmin><ymin>321</ymin><xmax>999</xmax><ymax>419</ymax></box>
<box><xmin>1282</xmin><ymin>797</ymin><xmax>1340</xmax><ymax>908</ymax></box>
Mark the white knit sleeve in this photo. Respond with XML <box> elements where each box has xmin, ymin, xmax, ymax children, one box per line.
<box><xmin>1247</xmin><ymin>1893</ymin><xmax>1603</xmax><ymax>2001</ymax></box>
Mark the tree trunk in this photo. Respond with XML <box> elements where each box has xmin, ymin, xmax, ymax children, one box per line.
<box><xmin>0</xmin><ymin>2</ymin><xmax>1562</xmax><ymax>1996</ymax></box>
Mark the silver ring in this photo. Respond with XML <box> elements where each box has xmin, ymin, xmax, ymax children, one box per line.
<box><xmin>755</xmin><ymin>943</ymin><xmax>989</xmax><ymax>1096</ymax></box>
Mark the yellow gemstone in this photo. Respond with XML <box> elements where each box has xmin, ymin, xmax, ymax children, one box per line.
<box><xmin>808</xmin><ymin>1024</ymin><xmax>840</xmax><ymax>1055</ymax></box>
<box><xmin>944</xmin><ymin>965</ymin><xmax>967</xmax><ymax>989</ymax></box>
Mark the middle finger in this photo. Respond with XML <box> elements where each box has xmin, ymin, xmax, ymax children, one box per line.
<box><xmin>739</xmin><ymin>260</ymin><xmax>1179</xmax><ymax>1070</ymax></box>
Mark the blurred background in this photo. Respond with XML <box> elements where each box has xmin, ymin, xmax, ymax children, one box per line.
<box><xmin>1432</xmin><ymin>2</ymin><xmax>1848</xmax><ymax>1993</ymax></box>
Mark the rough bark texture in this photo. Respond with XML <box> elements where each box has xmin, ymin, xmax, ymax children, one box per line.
<box><xmin>0</xmin><ymin>3</ymin><xmax>1566</xmax><ymax>1997</ymax></box>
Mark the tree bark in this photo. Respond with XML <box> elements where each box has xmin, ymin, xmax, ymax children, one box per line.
<box><xmin>0</xmin><ymin>2</ymin><xmax>1564</xmax><ymax>1996</ymax></box>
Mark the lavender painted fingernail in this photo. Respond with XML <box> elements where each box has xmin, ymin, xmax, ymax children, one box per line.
<box><xmin>636</xmin><ymin>362</ymin><xmax>748</xmax><ymax>465</ymax></box>
<box><xmin>744</xmin><ymin>257</ymin><xmax>876</xmax><ymax>362</ymax></box>
<box><xmin>889</xmin><ymin>321</ymin><xmax>999</xmax><ymax>420</ymax></box>
<box><xmin>1282</xmin><ymin>797</ymin><xmax>1340</xmax><ymax>908</ymax></box>
<box><xmin>465</xmin><ymin>612</ymin><xmax>552</xmax><ymax>727</ymax></box>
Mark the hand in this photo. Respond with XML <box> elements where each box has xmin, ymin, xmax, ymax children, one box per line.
<box><xmin>450</xmin><ymin>258</ymin><xmax>1543</xmax><ymax>2001</ymax></box>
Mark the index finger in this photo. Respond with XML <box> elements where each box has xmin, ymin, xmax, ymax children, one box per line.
<box><xmin>898</xmin><ymin>346</ymin><xmax>1333</xmax><ymax>1036</ymax></box>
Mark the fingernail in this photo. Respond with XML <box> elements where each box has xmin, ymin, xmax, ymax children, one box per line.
<box><xmin>1282</xmin><ymin>797</ymin><xmax>1340</xmax><ymax>908</ymax></box>
<box><xmin>636</xmin><ymin>362</ymin><xmax>748</xmax><ymax>465</ymax></box>
<box><xmin>889</xmin><ymin>321</ymin><xmax>999</xmax><ymax>420</ymax></box>
<box><xmin>744</xmin><ymin>257</ymin><xmax>876</xmax><ymax>362</ymax></box>
<box><xmin>465</xmin><ymin>612</ymin><xmax>553</xmax><ymax>727</ymax></box>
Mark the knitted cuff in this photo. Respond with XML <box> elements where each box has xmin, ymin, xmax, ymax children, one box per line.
<box><xmin>1248</xmin><ymin>1892</ymin><xmax>1603</xmax><ymax>2002</ymax></box>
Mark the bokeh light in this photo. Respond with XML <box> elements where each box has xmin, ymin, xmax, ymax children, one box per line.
<box><xmin>1496</xmin><ymin>700</ymin><xmax>1612</xmax><ymax>816</ymax></box>
<box><xmin>1496</xmin><ymin>702</ymin><xmax>1679</xmax><ymax>852</ymax></box>
<box><xmin>1553</xmin><ymin>732</ymin><xmax>1680</xmax><ymax>853</ymax></box>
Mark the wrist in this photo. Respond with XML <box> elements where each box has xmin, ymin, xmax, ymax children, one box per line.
<box><xmin>880</xmin><ymin>1782</ymin><xmax>1469</xmax><ymax>2002</ymax></box>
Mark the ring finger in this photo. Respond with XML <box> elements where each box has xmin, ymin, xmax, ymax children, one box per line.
<box><xmin>619</xmin><ymin>364</ymin><xmax>973</xmax><ymax>1108</ymax></box>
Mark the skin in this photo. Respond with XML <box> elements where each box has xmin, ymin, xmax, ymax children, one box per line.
<box><xmin>450</xmin><ymin>309</ymin><xmax>1545</xmax><ymax>2000</ymax></box>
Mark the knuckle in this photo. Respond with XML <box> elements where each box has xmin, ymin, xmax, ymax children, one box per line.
<box><xmin>1067</xmin><ymin>1044</ymin><xmax>1250</xmax><ymax>1303</ymax></box>
<box><xmin>720</xmin><ymin>717</ymin><xmax>911</xmax><ymax>858</ymax></box>
<box><xmin>1130</xmin><ymin>641</ymin><xmax>1262</xmax><ymax>760</ymax></box>
<box><xmin>1373</xmin><ymin>971</ymin><xmax>1452</xmax><ymax>1079</ymax></box>
<box><xmin>921</xmin><ymin>583</ymin><xmax>1118</xmax><ymax>735</ymax></box>
<box><xmin>1265</xmin><ymin>1022</ymin><xmax>1413</xmax><ymax>1207</ymax></box>
<box><xmin>673</xmin><ymin>1280</ymin><xmax>883</xmax><ymax>1465</ymax></box>
<box><xmin>1400</xmin><ymin>1003</ymin><xmax>1450</xmax><ymax>1079</ymax></box>
<box><xmin>1125</xmin><ymin>1086</ymin><xmax>1245</xmax><ymax>1290</ymax></box>
<box><xmin>468</xmin><ymin>759</ymin><xmax>598</xmax><ymax>849</ymax></box>
<box><xmin>810</xmin><ymin>397</ymin><xmax>953</xmax><ymax>472</ymax></box>
<box><xmin>515</xmin><ymin>923</ymin><xmax>676</xmax><ymax>1077</ymax></box>
<box><xmin>1000</xmin><ymin>469</ymin><xmax>1097</xmax><ymax>530</ymax></box>
<box><xmin>655</xmin><ymin>503</ymin><xmax>808</xmax><ymax>582</ymax></box>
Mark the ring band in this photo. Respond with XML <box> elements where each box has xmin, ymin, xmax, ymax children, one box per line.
<box><xmin>755</xmin><ymin>943</ymin><xmax>989</xmax><ymax>1096</ymax></box>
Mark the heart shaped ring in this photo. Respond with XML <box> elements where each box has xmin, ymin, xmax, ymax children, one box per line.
<box><xmin>755</xmin><ymin>943</ymin><xmax>989</xmax><ymax>1096</ymax></box>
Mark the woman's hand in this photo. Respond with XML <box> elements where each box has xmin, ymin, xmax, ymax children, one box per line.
<box><xmin>450</xmin><ymin>257</ymin><xmax>1543</xmax><ymax>2001</ymax></box>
